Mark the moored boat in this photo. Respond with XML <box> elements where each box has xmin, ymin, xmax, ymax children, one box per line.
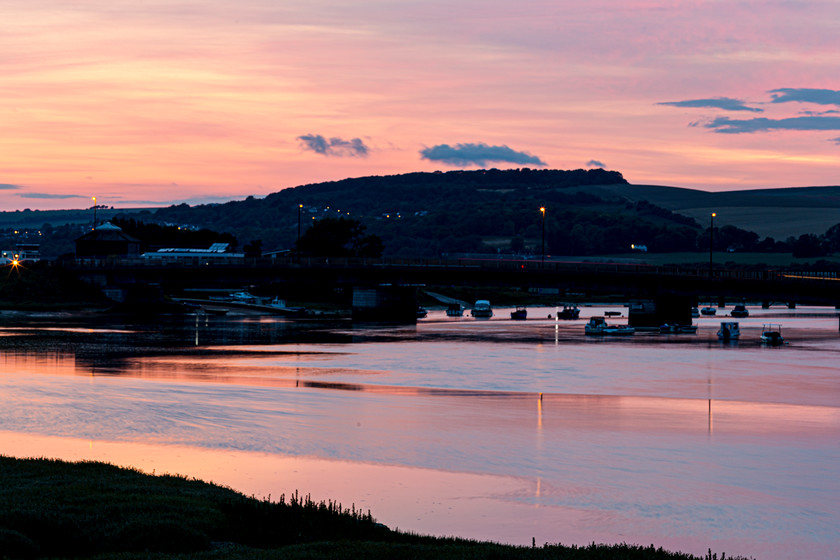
<box><xmin>761</xmin><ymin>323</ymin><xmax>785</xmax><ymax>345</ymax></box>
<box><xmin>717</xmin><ymin>321</ymin><xmax>740</xmax><ymax>340</ymax></box>
<box><xmin>446</xmin><ymin>303</ymin><xmax>464</xmax><ymax>317</ymax></box>
<box><xmin>510</xmin><ymin>306</ymin><xmax>527</xmax><ymax>320</ymax></box>
<box><xmin>585</xmin><ymin>316</ymin><xmax>635</xmax><ymax>335</ymax></box>
<box><xmin>556</xmin><ymin>304</ymin><xmax>580</xmax><ymax>320</ymax></box>
<box><xmin>730</xmin><ymin>304</ymin><xmax>749</xmax><ymax>318</ymax></box>
<box><xmin>471</xmin><ymin>300</ymin><xmax>493</xmax><ymax>318</ymax></box>
<box><xmin>700</xmin><ymin>306</ymin><xmax>717</xmax><ymax>316</ymax></box>
<box><xmin>659</xmin><ymin>323</ymin><xmax>698</xmax><ymax>334</ymax></box>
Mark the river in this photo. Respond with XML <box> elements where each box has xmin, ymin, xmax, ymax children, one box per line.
<box><xmin>1</xmin><ymin>304</ymin><xmax>838</xmax><ymax>559</ymax></box>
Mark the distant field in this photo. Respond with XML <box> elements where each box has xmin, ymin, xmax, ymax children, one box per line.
<box><xmin>602</xmin><ymin>252</ymin><xmax>840</xmax><ymax>268</ymax></box>
<box><xmin>673</xmin><ymin>207</ymin><xmax>840</xmax><ymax>240</ymax></box>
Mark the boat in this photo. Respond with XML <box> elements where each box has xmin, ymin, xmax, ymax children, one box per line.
<box><xmin>659</xmin><ymin>323</ymin><xmax>698</xmax><ymax>334</ymax></box>
<box><xmin>445</xmin><ymin>303</ymin><xmax>464</xmax><ymax>317</ymax></box>
<box><xmin>700</xmin><ymin>306</ymin><xmax>717</xmax><ymax>316</ymax></box>
<box><xmin>416</xmin><ymin>306</ymin><xmax>428</xmax><ymax>319</ymax></box>
<box><xmin>691</xmin><ymin>307</ymin><xmax>700</xmax><ymax>318</ymax></box>
<box><xmin>471</xmin><ymin>300</ymin><xmax>493</xmax><ymax>318</ymax></box>
<box><xmin>510</xmin><ymin>306</ymin><xmax>527</xmax><ymax>320</ymax></box>
<box><xmin>585</xmin><ymin>316</ymin><xmax>635</xmax><ymax>335</ymax></box>
<box><xmin>761</xmin><ymin>323</ymin><xmax>785</xmax><ymax>345</ymax></box>
<box><xmin>730</xmin><ymin>304</ymin><xmax>749</xmax><ymax>318</ymax></box>
<box><xmin>556</xmin><ymin>304</ymin><xmax>580</xmax><ymax>320</ymax></box>
<box><xmin>717</xmin><ymin>321</ymin><xmax>740</xmax><ymax>340</ymax></box>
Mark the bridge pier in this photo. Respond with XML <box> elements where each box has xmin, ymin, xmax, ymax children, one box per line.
<box><xmin>352</xmin><ymin>285</ymin><xmax>418</xmax><ymax>323</ymax></box>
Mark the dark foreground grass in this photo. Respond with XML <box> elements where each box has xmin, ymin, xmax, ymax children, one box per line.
<box><xmin>0</xmin><ymin>456</ymin><xmax>752</xmax><ymax>560</ymax></box>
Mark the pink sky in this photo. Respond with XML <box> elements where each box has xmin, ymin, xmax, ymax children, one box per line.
<box><xmin>2</xmin><ymin>0</ymin><xmax>838</xmax><ymax>210</ymax></box>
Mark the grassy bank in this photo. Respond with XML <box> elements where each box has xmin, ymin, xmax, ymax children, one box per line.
<box><xmin>0</xmin><ymin>456</ymin><xmax>751</xmax><ymax>560</ymax></box>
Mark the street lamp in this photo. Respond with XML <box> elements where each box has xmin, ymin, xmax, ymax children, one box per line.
<box><xmin>92</xmin><ymin>196</ymin><xmax>97</xmax><ymax>230</ymax></box>
<box><xmin>540</xmin><ymin>206</ymin><xmax>546</xmax><ymax>265</ymax></box>
<box><xmin>297</xmin><ymin>204</ymin><xmax>303</xmax><ymax>261</ymax></box>
<box><xmin>709</xmin><ymin>212</ymin><xmax>716</xmax><ymax>277</ymax></box>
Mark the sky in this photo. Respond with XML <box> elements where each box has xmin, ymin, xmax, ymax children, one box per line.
<box><xmin>2</xmin><ymin>0</ymin><xmax>839</xmax><ymax>210</ymax></box>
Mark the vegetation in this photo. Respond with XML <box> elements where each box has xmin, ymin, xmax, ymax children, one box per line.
<box><xmin>0</xmin><ymin>261</ymin><xmax>110</xmax><ymax>310</ymax></box>
<box><xmin>295</xmin><ymin>216</ymin><xmax>384</xmax><ymax>257</ymax></box>
<box><xmin>0</xmin><ymin>456</ymin><xmax>752</xmax><ymax>560</ymax></box>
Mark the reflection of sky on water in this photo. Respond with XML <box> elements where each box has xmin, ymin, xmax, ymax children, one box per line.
<box><xmin>1</xmin><ymin>307</ymin><xmax>838</xmax><ymax>560</ymax></box>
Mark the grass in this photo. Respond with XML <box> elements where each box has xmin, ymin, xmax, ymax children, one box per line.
<box><xmin>0</xmin><ymin>456</ymin><xmax>753</xmax><ymax>560</ymax></box>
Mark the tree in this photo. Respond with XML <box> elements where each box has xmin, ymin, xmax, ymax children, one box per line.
<box><xmin>295</xmin><ymin>216</ymin><xmax>383</xmax><ymax>257</ymax></box>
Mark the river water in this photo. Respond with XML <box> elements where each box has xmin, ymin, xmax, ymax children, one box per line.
<box><xmin>1</xmin><ymin>305</ymin><xmax>838</xmax><ymax>559</ymax></box>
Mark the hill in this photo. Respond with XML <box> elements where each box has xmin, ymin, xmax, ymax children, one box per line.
<box><xmin>3</xmin><ymin>170</ymin><xmax>840</xmax><ymax>258</ymax></box>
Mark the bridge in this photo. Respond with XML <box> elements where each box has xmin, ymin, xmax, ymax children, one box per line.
<box><xmin>67</xmin><ymin>256</ymin><xmax>840</xmax><ymax>322</ymax></box>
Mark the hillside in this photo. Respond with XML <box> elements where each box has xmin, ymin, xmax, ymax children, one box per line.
<box><xmin>584</xmin><ymin>184</ymin><xmax>840</xmax><ymax>239</ymax></box>
<box><xmin>3</xmin><ymin>170</ymin><xmax>839</xmax><ymax>258</ymax></box>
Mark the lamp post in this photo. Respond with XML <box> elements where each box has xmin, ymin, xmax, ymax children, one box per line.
<box><xmin>92</xmin><ymin>196</ymin><xmax>97</xmax><ymax>230</ymax></box>
<box><xmin>540</xmin><ymin>206</ymin><xmax>546</xmax><ymax>265</ymax></box>
<box><xmin>297</xmin><ymin>204</ymin><xmax>303</xmax><ymax>261</ymax></box>
<box><xmin>709</xmin><ymin>212</ymin><xmax>716</xmax><ymax>277</ymax></box>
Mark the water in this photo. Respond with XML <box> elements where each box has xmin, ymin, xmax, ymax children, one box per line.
<box><xmin>1</xmin><ymin>306</ymin><xmax>838</xmax><ymax>559</ymax></box>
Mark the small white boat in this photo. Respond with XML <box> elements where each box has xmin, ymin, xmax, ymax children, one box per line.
<box><xmin>761</xmin><ymin>323</ymin><xmax>785</xmax><ymax>346</ymax></box>
<box><xmin>717</xmin><ymin>321</ymin><xmax>740</xmax><ymax>340</ymax></box>
<box><xmin>700</xmin><ymin>306</ymin><xmax>717</xmax><ymax>316</ymax></box>
<box><xmin>471</xmin><ymin>300</ymin><xmax>493</xmax><ymax>318</ymax></box>
<box><xmin>585</xmin><ymin>316</ymin><xmax>634</xmax><ymax>335</ymax></box>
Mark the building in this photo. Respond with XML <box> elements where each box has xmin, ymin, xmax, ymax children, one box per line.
<box><xmin>74</xmin><ymin>222</ymin><xmax>141</xmax><ymax>259</ymax></box>
<box><xmin>142</xmin><ymin>242</ymin><xmax>244</xmax><ymax>265</ymax></box>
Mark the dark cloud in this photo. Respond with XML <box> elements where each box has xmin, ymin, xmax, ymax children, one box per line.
<box><xmin>419</xmin><ymin>142</ymin><xmax>547</xmax><ymax>167</ymax></box>
<box><xmin>769</xmin><ymin>88</ymin><xmax>840</xmax><ymax>106</ymax></box>
<box><xmin>586</xmin><ymin>160</ymin><xmax>606</xmax><ymax>168</ymax></box>
<box><xmin>17</xmin><ymin>193</ymin><xmax>86</xmax><ymax>199</ymax></box>
<box><xmin>0</xmin><ymin>184</ymin><xmax>22</xmax><ymax>190</ymax></box>
<box><xmin>658</xmin><ymin>97</ymin><xmax>762</xmax><ymax>112</ymax></box>
<box><xmin>832</xmin><ymin>137</ymin><xmax>840</xmax><ymax>146</ymax></box>
<box><xmin>298</xmin><ymin>134</ymin><xmax>369</xmax><ymax>157</ymax></box>
<box><xmin>705</xmin><ymin>115</ymin><xmax>840</xmax><ymax>134</ymax></box>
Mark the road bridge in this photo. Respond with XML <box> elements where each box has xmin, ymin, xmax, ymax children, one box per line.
<box><xmin>67</xmin><ymin>256</ymin><xmax>840</xmax><ymax>321</ymax></box>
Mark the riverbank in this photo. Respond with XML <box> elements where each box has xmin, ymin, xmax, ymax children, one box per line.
<box><xmin>0</xmin><ymin>456</ymin><xmax>749</xmax><ymax>560</ymax></box>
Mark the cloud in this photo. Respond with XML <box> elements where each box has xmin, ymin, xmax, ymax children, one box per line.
<box><xmin>298</xmin><ymin>134</ymin><xmax>369</xmax><ymax>157</ymax></box>
<box><xmin>586</xmin><ymin>160</ymin><xmax>606</xmax><ymax>168</ymax></box>
<box><xmin>658</xmin><ymin>97</ymin><xmax>762</xmax><ymax>112</ymax></box>
<box><xmin>832</xmin><ymin>138</ymin><xmax>840</xmax><ymax>146</ymax></box>
<box><xmin>769</xmin><ymin>88</ymin><xmax>840</xmax><ymax>107</ymax></box>
<box><xmin>705</xmin><ymin>115</ymin><xmax>840</xmax><ymax>134</ymax></box>
<box><xmin>16</xmin><ymin>193</ymin><xmax>87</xmax><ymax>199</ymax></box>
<box><xmin>0</xmin><ymin>184</ymin><xmax>22</xmax><ymax>190</ymax></box>
<box><xmin>419</xmin><ymin>142</ymin><xmax>547</xmax><ymax>167</ymax></box>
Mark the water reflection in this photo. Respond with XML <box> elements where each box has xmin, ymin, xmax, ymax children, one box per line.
<box><xmin>1</xmin><ymin>309</ymin><xmax>838</xmax><ymax>560</ymax></box>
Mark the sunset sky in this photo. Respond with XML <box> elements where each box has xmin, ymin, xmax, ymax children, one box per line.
<box><xmin>2</xmin><ymin>0</ymin><xmax>839</xmax><ymax>210</ymax></box>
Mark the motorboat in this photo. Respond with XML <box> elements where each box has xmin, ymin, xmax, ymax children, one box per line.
<box><xmin>691</xmin><ymin>307</ymin><xmax>700</xmax><ymax>318</ymax></box>
<box><xmin>659</xmin><ymin>323</ymin><xmax>698</xmax><ymax>334</ymax></box>
<box><xmin>761</xmin><ymin>323</ymin><xmax>785</xmax><ymax>345</ymax></box>
<box><xmin>556</xmin><ymin>304</ymin><xmax>580</xmax><ymax>320</ymax></box>
<box><xmin>445</xmin><ymin>303</ymin><xmax>464</xmax><ymax>317</ymax></box>
<box><xmin>700</xmin><ymin>306</ymin><xmax>717</xmax><ymax>316</ymax></box>
<box><xmin>471</xmin><ymin>300</ymin><xmax>493</xmax><ymax>318</ymax></box>
<box><xmin>717</xmin><ymin>321</ymin><xmax>740</xmax><ymax>340</ymax></box>
<box><xmin>730</xmin><ymin>304</ymin><xmax>749</xmax><ymax>318</ymax></box>
<box><xmin>416</xmin><ymin>306</ymin><xmax>428</xmax><ymax>319</ymax></box>
<box><xmin>585</xmin><ymin>316</ymin><xmax>635</xmax><ymax>335</ymax></box>
<box><xmin>510</xmin><ymin>306</ymin><xmax>527</xmax><ymax>320</ymax></box>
